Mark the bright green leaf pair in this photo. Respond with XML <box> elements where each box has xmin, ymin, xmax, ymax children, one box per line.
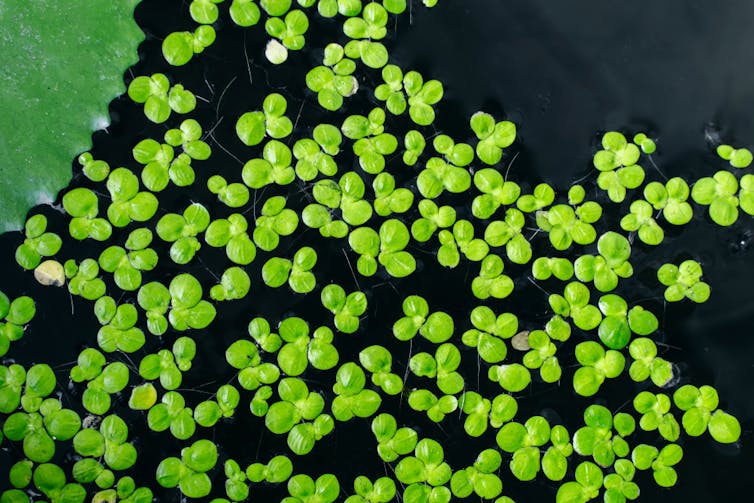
<box><xmin>392</xmin><ymin>295</ymin><xmax>454</xmax><ymax>343</ymax></box>
<box><xmin>205</xmin><ymin>213</ymin><xmax>257</xmax><ymax>265</ymax></box>
<box><xmin>127</xmin><ymin>73</ymin><xmax>196</xmax><ymax>123</ymax></box>
<box><xmin>536</xmin><ymin>203</ymin><xmax>601</xmax><ymax>251</ymax></box>
<box><xmin>306</xmin><ymin>44</ymin><xmax>358</xmax><ymax>111</ymax></box>
<box><xmin>236</xmin><ymin>93</ymin><xmax>294</xmax><ymax>147</ymax></box>
<box><xmin>348</xmin><ymin>219</ymin><xmax>416</xmax><ymax>277</ymax></box>
<box><xmin>156</xmin><ymin>203</ymin><xmax>210</xmax><ymax>264</ymax></box>
<box><xmin>409</xmin><ymin>343</ymin><xmax>464</xmax><ymax>395</ymax></box>
<box><xmin>62</xmin><ymin>188</ymin><xmax>112</xmax><ymax>241</ymax></box>
<box><xmin>470</xmin><ymin>112</ymin><xmax>516</xmax><ymax>165</ymax></box>
<box><xmin>574</xmin><ymin>231</ymin><xmax>633</xmax><ymax>292</ymax></box>
<box><xmin>162</xmin><ymin>25</ymin><xmax>216</xmax><ymax>66</ymax></box>
<box><xmin>321</xmin><ymin>284</ymin><xmax>368</xmax><ymax>334</ymax></box>
<box><xmin>657</xmin><ymin>260</ymin><xmax>710</xmax><ymax>303</ymax></box>
<box><xmin>15</xmin><ymin>215</ymin><xmax>62</xmax><ymax>271</ymax></box>
<box><xmin>332</xmin><ymin>362</ymin><xmax>382</xmax><ymax>421</ymax></box>
<box><xmin>156</xmin><ymin>439</ymin><xmax>217</xmax><ymax>498</ymax></box>
<box><xmin>691</xmin><ymin>170</ymin><xmax>740</xmax><ymax>226</ymax></box>
<box><xmin>471</xmin><ymin>255</ymin><xmax>514</xmax><ymax>300</ymax></box>
<box><xmin>98</xmin><ymin>228</ymin><xmax>158</xmax><ymax>291</ymax></box>
<box><xmin>461</xmin><ymin>306</ymin><xmax>517</xmax><ymax>363</ymax></box>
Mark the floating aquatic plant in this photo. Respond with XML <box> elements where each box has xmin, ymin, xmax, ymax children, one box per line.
<box><xmin>237</xmin><ymin>93</ymin><xmax>294</xmax><ymax>147</ymax></box>
<box><xmin>461</xmin><ymin>306</ymin><xmax>517</xmax><ymax>363</ymax></box>
<box><xmin>593</xmin><ymin>132</ymin><xmax>645</xmax><ymax>203</ymax></box>
<box><xmin>15</xmin><ymin>215</ymin><xmax>62</xmax><ymax>271</ymax></box>
<box><xmin>307</xmin><ymin>44</ymin><xmax>358</xmax><ymax>111</ymax></box>
<box><xmin>321</xmin><ymin>284</ymin><xmax>367</xmax><ymax>334</ymax></box>
<box><xmin>573</xmin><ymin>231</ymin><xmax>633</xmax><ymax>292</ymax></box>
<box><xmin>162</xmin><ymin>25</ymin><xmax>216</xmax><ymax>67</ymax></box>
<box><xmin>105</xmin><ymin>168</ymin><xmax>159</xmax><ymax>227</ymax></box>
<box><xmin>0</xmin><ymin>293</ymin><xmax>35</xmax><ymax>357</ymax></box>
<box><xmin>0</xmin><ymin>2</ymin><xmax>746</xmax><ymax>502</ymax></box>
<box><xmin>717</xmin><ymin>143</ymin><xmax>753</xmax><ymax>168</ymax></box>
<box><xmin>65</xmin><ymin>258</ymin><xmax>107</xmax><ymax>301</ymax></box>
<box><xmin>156</xmin><ymin>203</ymin><xmax>210</xmax><ymax>264</ymax></box>
<box><xmin>657</xmin><ymin>259</ymin><xmax>711</xmax><ymax>303</ymax></box>
<box><xmin>691</xmin><ymin>170</ymin><xmax>740</xmax><ymax>226</ymax></box>
<box><xmin>205</xmin><ymin>213</ymin><xmax>257</xmax><ymax>265</ymax></box>
<box><xmin>98</xmin><ymin>229</ymin><xmax>158</xmax><ymax>291</ymax></box>
<box><xmin>128</xmin><ymin>73</ymin><xmax>197</xmax><ymax>123</ymax></box>
<box><xmin>643</xmin><ymin>177</ymin><xmax>694</xmax><ymax>225</ymax></box>
<box><xmin>156</xmin><ymin>439</ymin><xmax>217</xmax><ymax>497</ymax></box>
<box><xmin>94</xmin><ymin>296</ymin><xmax>145</xmax><ymax>353</ymax></box>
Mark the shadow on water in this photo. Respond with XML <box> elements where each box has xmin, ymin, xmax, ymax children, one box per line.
<box><xmin>1</xmin><ymin>0</ymin><xmax>754</xmax><ymax>501</ymax></box>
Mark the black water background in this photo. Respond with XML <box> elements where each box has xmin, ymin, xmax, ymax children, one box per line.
<box><xmin>1</xmin><ymin>0</ymin><xmax>753</xmax><ymax>501</ymax></box>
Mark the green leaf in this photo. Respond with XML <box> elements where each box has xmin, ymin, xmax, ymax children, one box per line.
<box><xmin>692</xmin><ymin>171</ymin><xmax>740</xmax><ymax>226</ymax></box>
<box><xmin>0</xmin><ymin>0</ymin><xmax>144</xmax><ymax>232</ymax></box>
<box><xmin>128</xmin><ymin>383</ymin><xmax>157</xmax><ymax>410</ymax></box>
<box><xmin>183</xmin><ymin>438</ymin><xmax>218</xmax><ymax>473</ymax></box>
<box><xmin>708</xmin><ymin>410</ymin><xmax>741</xmax><ymax>443</ymax></box>
<box><xmin>265</xmin><ymin>402</ymin><xmax>300</xmax><ymax>434</ymax></box>
<box><xmin>542</xmin><ymin>447</ymin><xmax>568</xmax><ymax>482</ymax></box>
<box><xmin>236</xmin><ymin>111</ymin><xmax>266</xmax><ymax>146</ymax></box>
<box><xmin>510</xmin><ymin>446</ymin><xmax>541</xmax><ymax>481</ymax></box>
<box><xmin>631</xmin><ymin>444</ymin><xmax>659</xmax><ymax>470</ymax></box>
<box><xmin>489</xmin><ymin>363</ymin><xmax>531</xmax><ymax>392</ymax></box>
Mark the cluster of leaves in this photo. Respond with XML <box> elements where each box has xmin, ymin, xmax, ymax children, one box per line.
<box><xmin>127</xmin><ymin>73</ymin><xmax>196</xmax><ymax>123</ymax></box>
<box><xmin>0</xmin><ymin>292</ymin><xmax>35</xmax><ymax>357</ymax></box>
<box><xmin>2</xmin><ymin>1</ymin><xmax>750</xmax><ymax>502</ymax></box>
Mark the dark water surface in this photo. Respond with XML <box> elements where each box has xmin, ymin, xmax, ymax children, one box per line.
<box><xmin>1</xmin><ymin>1</ymin><xmax>753</xmax><ymax>501</ymax></box>
<box><xmin>400</xmin><ymin>3</ymin><xmax>754</xmax><ymax>500</ymax></box>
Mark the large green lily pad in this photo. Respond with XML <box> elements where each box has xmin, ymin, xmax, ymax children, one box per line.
<box><xmin>0</xmin><ymin>0</ymin><xmax>144</xmax><ymax>232</ymax></box>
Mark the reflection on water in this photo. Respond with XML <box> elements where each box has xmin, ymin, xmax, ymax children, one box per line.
<box><xmin>394</xmin><ymin>1</ymin><xmax>754</xmax><ymax>500</ymax></box>
<box><xmin>394</xmin><ymin>0</ymin><xmax>754</xmax><ymax>186</ymax></box>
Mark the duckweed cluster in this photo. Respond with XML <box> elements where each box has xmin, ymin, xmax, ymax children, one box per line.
<box><xmin>0</xmin><ymin>1</ymin><xmax>749</xmax><ymax>502</ymax></box>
